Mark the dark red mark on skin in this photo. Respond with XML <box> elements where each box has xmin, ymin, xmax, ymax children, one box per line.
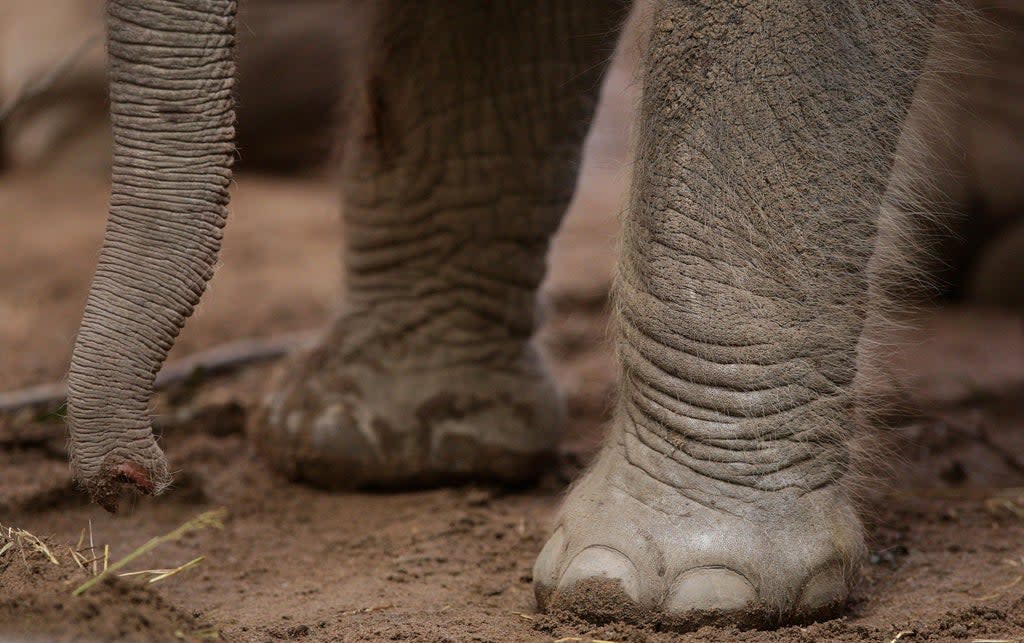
<box><xmin>92</xmin><ymin>461</ymin><xmax>156</xmax><ymax>513</ymax></box>
<box><xmin>114</xmin><ymin>462</ymin><xmax>155</xmax><ymax>493</ymax></box>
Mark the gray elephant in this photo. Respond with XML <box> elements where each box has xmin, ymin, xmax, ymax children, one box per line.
<box><xmin>64</xmin><ymin>0</ymin><xmax>1012</xmax><ymax>629</ymax></box>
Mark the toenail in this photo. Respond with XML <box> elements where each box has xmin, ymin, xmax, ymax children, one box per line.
<box><xmin>798</xmin><ymin>564</ymin><xmax>848</xmax><ymax>611</ymax></box>
<box><xmin>664</xmin><ymin>567</ymin><xmax>756</xmax><ymax>613</ymax></box>
<box><xmin>285</xmin><ymin>410</ymin><xmax>303</xmax><ymax>435</ymax></box>
<box><xmin>308</xmin><ymin>405</ymin><xmax>374</xmax><ymax>457</ymax></box>
<box><xmin>533</xmin><ymin>528</ymin><xmax>566</xmax><ymax>589</ymax></box>
<box><xmin>558</xmin><ymin>546</ymin><xmax>641</xmax><ymax>602</ymax></box>
<box><xmin>310</xmin><ymin>406</ymin><xmax>344</xmax><ymax>445</ymax></box>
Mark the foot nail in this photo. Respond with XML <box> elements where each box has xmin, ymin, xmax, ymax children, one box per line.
<box><xmin>664</xmin><ymin>567</ymin><xmax>755</xmax><ymax>613</ymax></box>
<box><xmin>558</xmin><ymin>545</ymin><xmax>641</xmax><ymax>602</ymax></box>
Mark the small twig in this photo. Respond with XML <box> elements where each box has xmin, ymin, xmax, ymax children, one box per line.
<box><xmin>979</xmin><ymin>574</ymin><xmax>1024</xmax><ymax>601</ymax></box>
<box><xmin>88</xmin><ymin>519</ymin><xmax>97</xmax><ymax>576</ymax></box>
<box><xmin>68</xmin><ymin>547</ymin><xmax>87</xmax><ymax>570</ymax></box>
<box><xmin>0</xmin><ymin>383</ymin><xmax>67</xmax><ymax>415</ymax></box>
<box><xmin>23</xmin><ymin>532</ymin><xmax>59</xmax><ymax>566</ymax></box>
<box><xmin>933</xmin><ymin>416</ymin><xmax>1024</xmax><ymax>475</ymax></box>
<box><xmin>0</xmin><ymin>33</ymin><xmax>102</xmax><ymax>124</ymax></box>
<box><xmin>0</xmin><ymin>331</ymin><xmax>316</xmax><ymax>413</ymax></box>
<box><xmin>187</xmin><ymin>627</ymin><xmax>222</xmax><ymax>641</ymax></box>
<box><xmin>2</xmin><ymin>526</ymin><xmax>60</xmax><ymax>566</ymax></box>
<box><xmin>118</xmin><ymin>555</ymin><xmax>205</xmax><ymax>584</ymax></box>
<box><xmin>72</xmin><ymin>508</ymin><xmax>225</xmax><ymax>596</ymax></box>
<box><xmin>984</xmin><ymin>488</ymin><xmax>1024</xmax><ymax>520</ymax></box>
<box><xmin>340</xmin><ymin>605</ymin><xmax>394</xmax><ymax>616</ymax></box>
<box><xmin>977</xmin><ymin>426</ymin><xmax>1024</xmax><ymax>475</ymax></box>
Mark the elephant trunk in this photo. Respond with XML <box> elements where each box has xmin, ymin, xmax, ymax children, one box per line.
<box><xmin>67</xmin><ymin>0</ymin><xmax>237</xmax><ymax>511</ymax></box>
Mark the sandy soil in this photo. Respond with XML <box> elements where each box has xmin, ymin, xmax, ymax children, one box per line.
<box><xmin>1</xmin><ymin>161</ymin><xmax>1023</xmax><ymax>642</ymax></box>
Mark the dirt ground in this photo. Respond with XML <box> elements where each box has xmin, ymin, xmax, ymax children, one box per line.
<box><xmin>1</xmin><ymin>157</ymin><xmax>1023</xmax><ymax>642</ymax></box>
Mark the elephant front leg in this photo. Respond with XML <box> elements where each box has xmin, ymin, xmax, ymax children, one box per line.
<box><xmin>534</xmin><ymin>0</ymin><xmax>936</xmax><ymax>626</ymax></box>
<box><xmin>248</xmin><ymin>2</ymin><xmax>625</xmax><ymax>488</ymax></box>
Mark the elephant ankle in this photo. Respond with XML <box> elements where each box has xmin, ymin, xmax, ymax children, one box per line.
<box><xmin>322</xmin><ymin>295</ymin><xmax>545</xmax><ymax>373</ymax></box>
<box><xmin>253</xmin><ymin>320</ymin><xmax>565</xmax><ymax>489</ymax></box>
<box><xmin>612</xmin><ymin>407</ymin><xmax>853</xmax><ymax>517</ymax></box>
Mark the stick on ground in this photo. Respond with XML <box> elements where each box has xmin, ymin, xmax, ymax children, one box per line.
<box><xmin>0</xmin><ymin>331</ymin><xmax>317</xmax><ymax>413</ymax></box>
<box><xmin>0</xmin><ymin>33</ymin><xmax>102</xmax><ymax>124</ymax></box>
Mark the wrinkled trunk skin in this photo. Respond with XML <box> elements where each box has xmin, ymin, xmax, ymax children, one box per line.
<box><xmin>67</xmin><ymin>0</ymin><xmax>236</xmax><ymax>511</ymax></box>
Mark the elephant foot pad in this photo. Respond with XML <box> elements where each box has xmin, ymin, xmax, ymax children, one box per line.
<box><xmin>533</xmin><ymin>447</ymin><xmax>866</xmax><ymax>628</ymax></box>
<box><xmin>249</xmin><ymin>333</ymin><xmax>564</xmax><ymax>490</ymax></box>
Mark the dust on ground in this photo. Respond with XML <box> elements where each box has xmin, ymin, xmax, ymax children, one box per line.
<box><xmin>1</xmin><ymin>165</ymin><xmax>1023</xmax><ymax>642</ymax></box>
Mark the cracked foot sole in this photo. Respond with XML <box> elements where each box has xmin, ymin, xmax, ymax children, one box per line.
<box><xmin>533</xmin><ymin>447</ymin><xmax>866</xmax><ymax>628</ymax></box>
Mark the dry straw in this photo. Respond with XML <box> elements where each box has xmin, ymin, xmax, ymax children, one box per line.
<box><xmin>72</xmin><ymin>508</ymin><xmax>226</xmax><ymax>596</ymax></box>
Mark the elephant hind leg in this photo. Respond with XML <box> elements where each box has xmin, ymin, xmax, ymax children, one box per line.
<box><xmin>248</xmin><ymin>1</ymin><xmax>626</xmax><ymax>489</ymax></box>
<box><xmin>877</xmin><ymin>2</ymin><xmax>1024</xmax><ymax>309</ymax></box>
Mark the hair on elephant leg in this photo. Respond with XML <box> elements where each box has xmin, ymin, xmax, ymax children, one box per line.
<box><xmin>534</xmin><ymin>0</ymin><xmax>944</xmax><ymax>628</ymax></box>
<box><xmin>249</xmin><ymin>1</ymin><xmax>627</xmax><ymax>489</ymax></box>
<box><xmin>853</xmin><ymin>2</ymin><xmax>997</xmax><ymax>480</ymax></box>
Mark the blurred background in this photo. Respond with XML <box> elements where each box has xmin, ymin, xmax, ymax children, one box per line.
<box><xmin>1</xmin><ymin>0</ymin><xmax>355</xmax><ymax>173</ymax></box>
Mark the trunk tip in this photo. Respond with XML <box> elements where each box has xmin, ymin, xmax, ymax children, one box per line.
<box><xmin>79</xmin><ymin>457</ymin><xmax>171</xmax><ymax>513</ymax></box>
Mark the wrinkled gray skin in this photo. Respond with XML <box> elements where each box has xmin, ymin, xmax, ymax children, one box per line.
<box><xmin>69</xmin><ymin>0</ymin><xmax>952</xmax><ymax>627</ymax></box>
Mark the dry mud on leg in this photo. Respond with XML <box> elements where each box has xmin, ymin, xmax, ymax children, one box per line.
<box><xmin>249</xmin><ymin>1</ymin><xmax>626</xmax><ymax>489</ymax></box>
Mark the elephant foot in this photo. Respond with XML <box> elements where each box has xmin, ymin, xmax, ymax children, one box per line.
<box><xmin>533</xmin><ymin>437</ymin><xmax>866</xmax><ymax>628</ymax></box>
<box><xmin>249</xmin><ymin>310</ymin><xmax>564</xmax><ymax>489</ymax></box>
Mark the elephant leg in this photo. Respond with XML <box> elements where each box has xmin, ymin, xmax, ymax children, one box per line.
<box><xmin>534</xmin><ymin>0</ymin><xmax>935</xmax><ymax>626</ymax></box>
<box><xmin>250</xmin><ymin>2</ymin><xmax>626</xmax><ymax>488</ymax></box>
